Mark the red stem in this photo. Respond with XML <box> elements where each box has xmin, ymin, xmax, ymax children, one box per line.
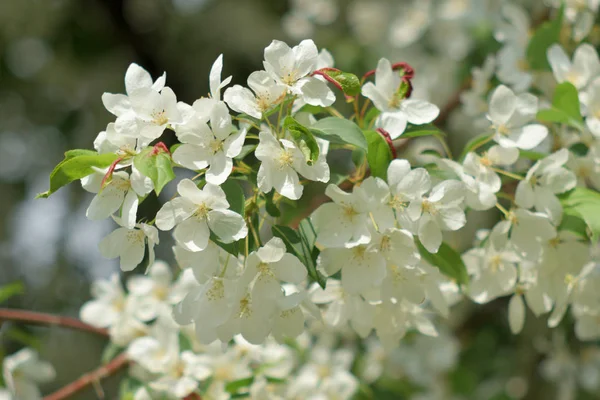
<box><xmin>311</xmin><ymin>70</ymin><xmax>354</xmax><ymax>102</ymax></box>
<box><xmin>152</xmin><ymin>141</ymin><xmax>170</xmax><ymax>156</ymax></box>
<box><xmin>0</xmin><ymin>308</ymin><xmax>108</xmax><ymax>336</ymax></box>
<box><xmin>100</xmin><ymin>156</ymin><xmax>125</xmax><ymax>189</ymax></box>
<box><xmin>376</xmin><ymin>128</ymin><xmax>398</xmax><ymax>159</ymax></box>
<box><xmin>43</xmin><ymin>353</ymin><xmax>129</xmax><ymax>400</ymax></box>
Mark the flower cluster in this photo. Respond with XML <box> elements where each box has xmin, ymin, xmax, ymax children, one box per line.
<box><xmin>24</xmin><ymin>3</ymin><xmax>600</xmax><ymax>397</ymax></box>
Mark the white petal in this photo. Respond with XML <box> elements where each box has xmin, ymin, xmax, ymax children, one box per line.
<box><xmin>515</xmin><ymin>181</ymin><xmax>535</xmax><ymax>209</ymax></box>
<box><xmin>207</xmin><ymin>209</ymin><xmax>248</xmax><ymax>243</ymax></box>
<box><xmin>205</xmin><ymin>151</ymin><xmax>233</xmax><ymax>185</ymax></box>
<box><xmin>297</xmin><ymin>77</ymin><xmax>335</xmax><ymax>107</ymax></box>
<box><xmin>489</xmin><ymin>85</ymin><xmax>517</xmax><ymax>125</ymax></box>
<box><xmin>155</xmin><ymin>197</ymin><xmax>196</xmax><ymax>231</ymax></box>
<box><xmin>224</xmin><ymin>85</ymin><xmax>260</xmax><ymax>118</ymax></box>
<box><xmin>174</xmin><ymin>217</ymin><xmax>210</xmax><ymax>252</ymax></box>
<box><xmin>418</xmin><ymin>216</ymin><xmax>442</xmax><ymax>253</ymax></box>
<box><xmin>121</xmin><ymin>189</ymin><xmax>139</xmax><ymax>229</ymax></box>
<box><xmin>508</xmin><ymin>294</ymin><xmax>525</xmax><ymax>334</ymax></box>
<box><xmin>272</xmin><ymin>253</ymin><xmax>307</xmax><ymax>283</ymax></box>
<box><xmin>400</xmin><ymin>99</ymin><xmax>440</xmax><ymax>124</ymax></box>
<box><xmin>125</xmin><ymin>63</ymin><xmax>153</xmax><ymax>94</ymax></box>
<box><xmin>511</xmin><ymin>124</ymin><xmax>548</xmax><ymax>150</ymax></box>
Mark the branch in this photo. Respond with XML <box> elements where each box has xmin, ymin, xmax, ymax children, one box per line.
<box><xmin>43</xmin><ymin>353</ymin><xmax>129</xmax><ymax>400</ymax></box>
<box><xmin>0</xmin><ymin>308</ymin><xmax>108</xmax><ymax>336</ymax></box>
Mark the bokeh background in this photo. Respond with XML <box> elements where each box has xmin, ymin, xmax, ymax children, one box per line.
<box><xmin>2</xmin><ymin>0</ymin><xmax>596</xmax><ymax>399</ymax></box>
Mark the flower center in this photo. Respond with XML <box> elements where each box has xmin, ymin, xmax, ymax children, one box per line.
<box><xmin>151</xmin><ymin>109</ymin><xmax>168</xmax><ymax>126</ymax></box>
<box><xmin>282</xmin><ymin>69</ymin><xmax>298</xmax><ymax>86</ymax></box>
<box><xmin>343</xmin><ymin>204</ymin><xmax>359</xmax><ymax>221</ymax></box>
<box><xmin>210</xmin><ymin>138</ymin><xmax>223</xmax><ymax>154</ymax></box>
<box><xmin>206</xmin><ymin>279</ymin><xmax>225</xmax><ymax>301</ymax></box>
<box><xmin>497</xmin><ymin>124</ymin><xmax>511</xmax><ymax>136</ymax></box>
<box><xmin>352</xmin><ymin>245</ymin><xmax>367</xmax><ymax>260</ymax></box>
<box><xmin>488</xmin><ymin>255</ymin><xmax>502</xmax><ymax>272</ymax></box>
<box><xmin>278</xmin><ymin>150</ymin><xmax>294</xmax><ymax>169</ymax></box>
<box><xmin>195</xmin><ymin>203</ymin><xmax>210</xmax><ymax>218</ymax></box>
<box><xmin>421</xmin><ymin>199</ymin><xmax>437</xmax><ymax>215</ymax></box>
<box><xmin>389</xmin><ymin>195</ymin><xmax>408</xmax><ymax>210</ymax></box>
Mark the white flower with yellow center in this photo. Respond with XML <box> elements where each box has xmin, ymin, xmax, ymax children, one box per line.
<box><xmin>155</xmin><ymin>179</ymin><xmax>247</xmax><ymax>252</ymax></box>
<box><xmin>129</xmin><ymin>85</ymin><xmax>183</xmax><ymax>141</ymax></box>
<box><xmin>318</xmin><ymin>244</ymin><xmax>386</xmax><ymax>294</ymax></box>
<box><xmin>255</xmin><ymin>130</ymin><xmax>329</xmax><ymax>200</ymax></box>
<box><xmin>263</xmin><ymin>39</ymin><xmax>335</xmax><ymax>107</ymax></box>
<box><xmin>311</xmin><ymin>183</ymin><xmax>373</xmax><ymax>248</ymax></box>
<box><xmin>2</xmin><ymin>348</ymin><xmax>55</xmax><ymax>400</ymax></box>
<box><xmin>224</xmin><ymin>71</ymin><xmax>287</xmax><ymax>119</ymax></box>
<box><xmin>98</xmin><ymin>220</ymin><xmax>159</xmax><ymax>272</ymax></box>
<box><xmin>515</xmin><ymin>149</ymin><xmax>577</xmax><ymax>224</ymax></box>
<box><xmin>548</xmin><ymin>43</ymin><xmax>600</xmax><ymax>90</ymax></box>
<box><xmin>101</xmin><ymin>63</ymin><xmax>166</xmax><ymax>137</ymax></box>
<box><xmin>173</xmin><ymin>102</ymin><xmax>247</xmax><ymax>185</ymax></box>
<box><xmin>242</xmin><ymin>238</ymin><xmax>308</xmax><ymax>315</ymax></box>
<box><xmin>407</xmin><ymin>180</ymin><xmax>466</xmax><ymax>253</ymax></box>
<box><xmin>487</xmin><ymin>85</ymin><xmax>548</xmax><ymax>150</ymax></box>
<box><xmin>361</xmin><ymin>58</ymin><xmax>439</xmax><ymax>139</ymax></box>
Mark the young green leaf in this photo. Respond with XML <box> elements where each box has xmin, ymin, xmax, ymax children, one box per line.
<box><xmin>537</xmin><ymin>82</ymin><xmax>584</xmax><ymax>129</ymax></box>
<box><xmin>220</xmin><ymin>179</ymin><xmax>246</xmax><ymax>216</ymax></box>
<box><xmin>519</xmin><ymin>149</ymin><xmax>547</xmax><ymax>161</ymax></box>
<box><xmin>459</xmin><ymin>133</ymin><xmax>494</xmax><ymax>161</ymax></box>
<box><xmin>526</xmin><ymin>5</ymin><xmax>564</xmax><ymax>70</ymax></box>
<box><xmin>226</xmin><ymin>377</ymin><xmax>254</xmax><ymax>393</ymax></box>
<box><xmin>363</xmin><ymin>130</ymin><xmax>392</xmax><ymax>180</ymax></box>
<box><xmin>283</xmin><ymin>116</ymin><xmax>320</xmax><ymax>165</ymax></box>
<box><xmin>0</xmin><ymin>281</ymin><xmax>24</xmax><ymax>303</ymax></box>
<box><xmin>559</xmin><ymin>187</ymin><xmax>600</xmax><ymax>242</ymax></box>
<box><xmin>310</xmin><ymin>117</ymin><xmax>368</xmax><ymax>150</ymax></box>
<box><xmin>401</xmin><ymin>124</ymin><xmax>445</xmax><ymax>139</ymax></box>
<box><xmin>322</xmin><ymin>70</ymin><xmax>361</xmax><ymax>96</ymax></box>
<box><xmin>37</xmin><ymin>151</ymin><xmax>120</xmax><ymax>198</ymax></box>
<box><xmin>272</xmin><ymin>222</ymin><xmax>326</xmax><ymax>288</ymax></box>
<box><xmin>133</xmin><ymin>147</ymin><xmax>176</xmax><ymax>195</ymax></box>
<box><xmin>417</xmin><ymin>240</ymin><xmax>469</xmax><ymax>285</ymax></box>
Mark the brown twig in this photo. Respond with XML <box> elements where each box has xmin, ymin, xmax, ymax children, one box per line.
<box><xmin>43</xmin><ymin>353</ymin><xmax>129</xmax><ymax>400</ymax></box>
<box><xmin>0</xmin><ymin>308</ymin><xmax>108</xmax><ymax>336</ymax></box>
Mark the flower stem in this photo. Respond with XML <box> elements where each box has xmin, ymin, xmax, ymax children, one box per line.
<box><xmin>0</xmin><ymin>308</ymin><xmax>108</xmax><ymax>336</ymax></box>
<box><xmin>491</xmin><ymin>167</ymin><xmax>524</xmax><ymax>181</ymax></box>
<box><xmin>43</xmin><ymin>353</ymin><xmax>129</xmax><ymax>400</ymax></box>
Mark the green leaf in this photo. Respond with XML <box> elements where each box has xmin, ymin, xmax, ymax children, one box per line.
<box><xmin>221</xmin><ymin>179</ymin><xmax>246</xmax><ymax>216</ymax></box>
<box><xmin>459</xmin><ymin>133</ymin><xmax>494</xmax><ymax>161</ymax></box>
<box><xmin>558</xmin><ymin>212</ymin><xmax>589</xmax><ymax>239</ymax></box>
<box><xmin>226</xmin><ymin>377</ymin><xmax>254</xmax><ymax>393</ymax></box>
<box><xmin>310</xmin><ymin>117</ymin><xmax>368</xmax><ymax>150</ymax></box>
<box><xmin>417</xmin><ymin>241</ymin><xmax>469</xmax><ymax>285</ymax></box>
<box><xmin>272</xmin><ymin>222</ymin><xmax>326</xmax><ymax>288</ymax></box>
<box><xmin>264</xmin><ymin>190</ymin><xmax>281</xmax><ymax>218</ymax></box>
<box><xmin>559</xmin><ymin>187</ymin><xmax>600</xmax><ymax>242</ymax></box>
<box><xmin>37</xmin><ymin>151</ymin><xmax>120</xmax><ymax>198</ymax></box>
<box><xmin>519</xmin><ymin>149</ymin><xmax>547</xmax><ymax>161</ymax></box>
<box><xmin>537</xmin><ymin>82</ymin><xmax>584</xmax><ymax>129</ymax></box>
<box><xmin>133</xmin><ymin>147</ymin><xmax>176</xmax><ymax>195</ymax></box>
<box><xmin>363</xmin><ymin>130</ymin><xmax>392</xmax><ymax>180</ymax></box>
<box><xmin>283</xmin><ymin>116</ymin><xmax>320</xmax><ymax>165</ymax></box>
<box><xmin>235</xmin><ymin>144</ymin><xmax>257</xmax><ymax>160</ymax></box>
<box><xmin>363</xmin><ymin>107</ymin><xmax>381</xmax><ymax>127</ymax></box>
<box><xmin>0</xmin><ymin>281</ymin><xmax>24</xmax><ymax>303</ymax></box>
<box><xmin>322</xmin><ymin>70</ymin><xmax>361</xmax><ymax>96</ymax></box>
<box><xmin>401</xmin><ymin>124</ymin><xmax>445</xmax><ymax>139</ymax></box>
<box><xmin>526</xmin><ymin>5</ymin><xmax>564</xmax><ymax>70</ymax></box>
<box><xmin>570</xmin><ymin>142</ymin><xmax>589</xmax><ymax>156</ymax></box>
<box><xmin>179</xmin><ymin>332</ymin><xmax>194</xmax><ymax>352</ymax></box>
